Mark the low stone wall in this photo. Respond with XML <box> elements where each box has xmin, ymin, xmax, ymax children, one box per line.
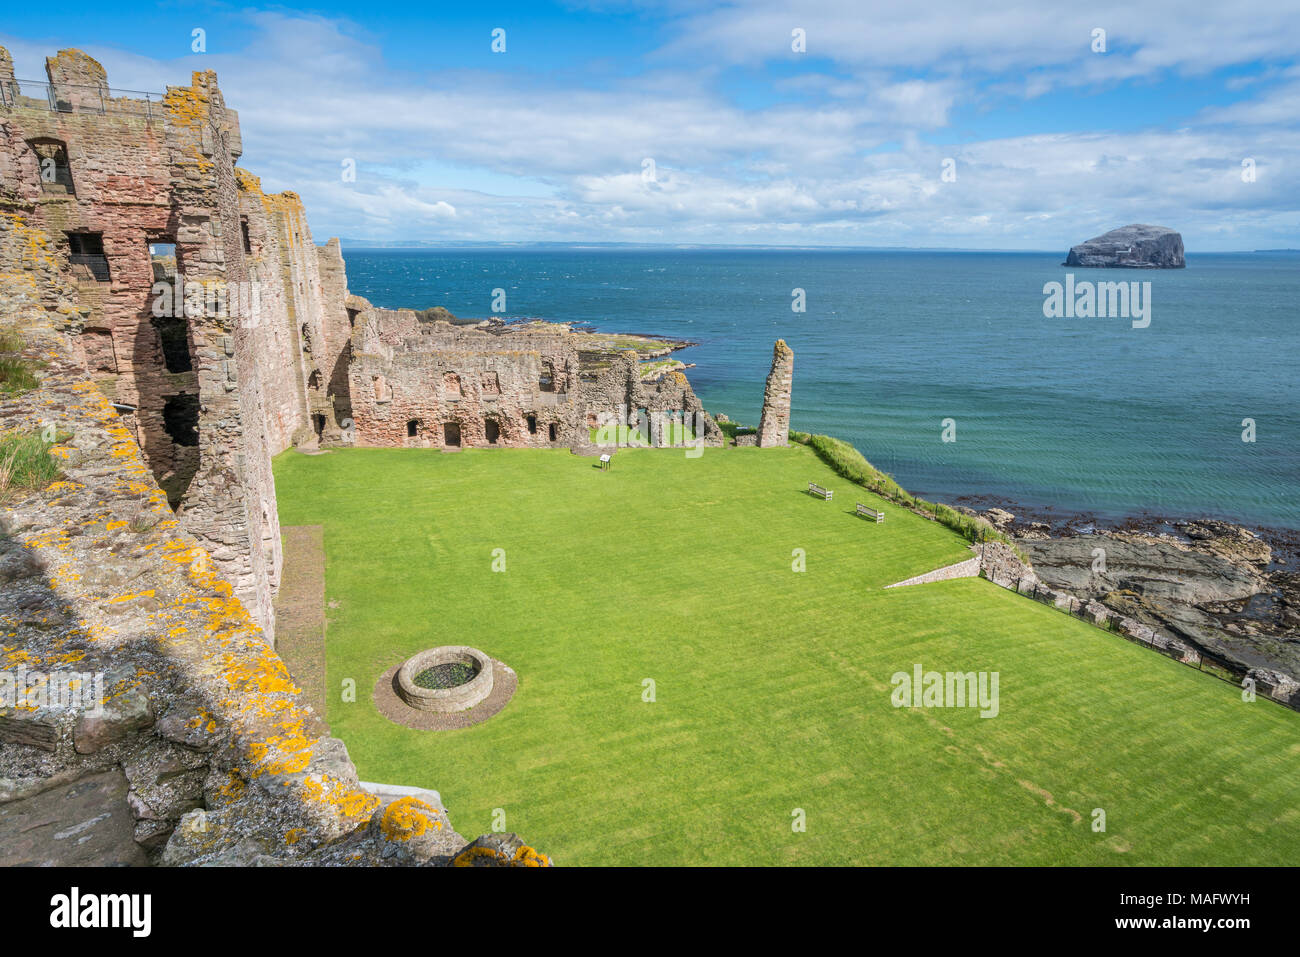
<box><xmin>396</xmin><ymin>647</ymin><xmax>494</xmax><ymax>713</ymax></box>
<box><xmin>884</xmin><ymin>553</ymin><xmax>981</xmax><ymax>588</ymax></box>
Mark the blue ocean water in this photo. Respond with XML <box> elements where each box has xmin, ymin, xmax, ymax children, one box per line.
<box><xmin>341</xmin><ymin>248</ymin><xmax>1300</xmax><ymax>531</ymax></box>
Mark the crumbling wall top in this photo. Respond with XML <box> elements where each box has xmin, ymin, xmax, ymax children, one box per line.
<box><xmin>45</xmin><ymin>49</ymin><xmax>108</xmax><ymax>92</ymax></box>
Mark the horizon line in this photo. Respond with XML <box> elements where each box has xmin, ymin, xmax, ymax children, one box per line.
<box><xmin>333</xmin><ymin>240</ymin><xmax>1291</xmax><ymax>254</ymax></box>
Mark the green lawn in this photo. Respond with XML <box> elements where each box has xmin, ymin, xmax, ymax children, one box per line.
<box><xmin>274</xmin><ymin>444</ymin><xmax>1300</xmax><ymax>865</ymax></box>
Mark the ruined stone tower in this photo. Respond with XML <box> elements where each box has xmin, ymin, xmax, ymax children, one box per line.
<box><xmin>756</xmin><ymin>339</ymin><xmax>793</xmax><ymax>447</ymax></box>
<box><xmin>0</xmin><ymin>49</ymin><xmax>355</xmax><ymax>641</ymax></box>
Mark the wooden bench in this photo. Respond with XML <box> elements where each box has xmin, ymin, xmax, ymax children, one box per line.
<box><xmin>856</xmin><ymin>502</ymin><xmax>884</xmax><ymax>523</ymax></box>
<box><xmin>808</xmin><ymin>482</ymin><xmax>832</xmax><ymax>501</ymax></box>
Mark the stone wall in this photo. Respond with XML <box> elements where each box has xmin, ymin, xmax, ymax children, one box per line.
<box><xmin>885</xmin><ymin>552</ymin><xmax>981</xmax><ymax>588</ymax></box>
<box><xmin>315</xmin><ymin>239</ymin><xmax>354</xmax><ymax>439</ymax></box>
<box><xmin>0</xmin><ymin>210</ymin><xmax>549</xmax><ymax>866</ymax></box>
<box><xmin>0</xmin><ymin>49</ymin><xmax>358</xmax><ymax>641</ymax></box>
<box><xmin>0</xmin><ymin>52</ymin><xmax>188</xmax><ymax>497</ymax></box>
<box><xmin>345</xmin><ymin>302</ymin><xmax>723</xmax><ymax>452</ymax></box>
<box><xmin>347</xmin><ymin>300</ymin><xmax>582</xmax><ymax>448</ymax></box>
<box><xmin>756</xmin><ymin>339</ymin><xmax>792</xmax><ymax>447</ymax></box>
<box><xmin>164</xmin><ymin>70</ymin><xmax>284</xmax><ymax>642</ymax></box>
<box><xmin>577</xmin><ymin>350</ymin><xmax>723</xmax><ymax>451</ymax></box>
<box><xmin>237</xmin><ymin>173</ymin><xmax>351</xmax><ymax>450</ymax></box>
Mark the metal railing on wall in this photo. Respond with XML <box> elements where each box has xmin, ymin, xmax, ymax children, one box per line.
<box><xmin>0</xmin><ymin>78</ymin><xmax>163</xmax><ymax>119</ymax></box>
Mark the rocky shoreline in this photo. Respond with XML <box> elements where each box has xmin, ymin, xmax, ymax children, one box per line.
<box><xmin>950</xmin><ymin>497</ymin><xmax>1300</xmax><ymax>685</ymax></box>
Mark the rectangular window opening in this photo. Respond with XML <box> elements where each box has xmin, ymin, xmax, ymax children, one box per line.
<box><xmin>66</xmin><ymin>232</ymin><xmax>109</xmax><ymax>282</ymax></box>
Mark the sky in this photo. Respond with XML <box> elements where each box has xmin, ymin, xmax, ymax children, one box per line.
<box><xmin>3</xmin><ymin>0</ymin><xmax>1299</xmax><ymax>250</ymax></box>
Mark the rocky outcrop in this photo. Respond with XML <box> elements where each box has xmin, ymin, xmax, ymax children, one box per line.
<box><xmin>756</xmin><ymin>339</ymin><xmax>793</xmax><ymax>447</ymax></box>
<box><xmin>1064</xmin><ymin>224</ymin><xmax>1185</xmax><ymax>268</ymax></box>
<box><xmin>968</xmin><ymin>522</ymin><xmax>1300</xmax><ymax>709</ymax></box>
<box><xmin>1012</xmin><ymin>522</ymin><xmax>1300</xmax><ymax>687</ymax></box>
<box><xmin>1018</xmin><ymin>533</ymin><xmax>1266</xmax><ymax>606</ymax></box>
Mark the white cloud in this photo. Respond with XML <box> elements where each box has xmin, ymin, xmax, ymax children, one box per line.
<box><xmin>650</xmin><ymin>0</ymin><xmax>1300</xmax><ymax>80</ymax></box>
<box><xmin>2</xmin><ymin>3</ymin><xmax>1297</xmax><ymax>248</ymax></box>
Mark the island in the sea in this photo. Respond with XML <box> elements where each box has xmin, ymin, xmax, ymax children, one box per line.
<box><xmin>1064</xmin><ymin>223</ymin><xmax>1185</xmax><ymax>268</ymax></box>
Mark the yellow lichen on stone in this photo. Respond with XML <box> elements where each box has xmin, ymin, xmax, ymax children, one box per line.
<box><xmin>234</xmin><ymin>167</ymin><xmax>263</xmax><ymax>194</ymax></box>
<box><xmin>214</xmin><ymin>770</ymin><xmax>247</xmax><ymax>802</ymax></box>
<box><xmin>451</xmin><ymin>845</ymin><xmax>497</xmax><ymax>866</ymax></box>
<box><xmin>300</xmin><ymin>775</ymin><xmax>380</xmax><ymax>822</ymax></box>
<box><xmin>450</xmin><ymin>842</ymin><xmax>551</xmax><ymax>867</ymax></box>
<box><xmin>104</xmin><ymin>589</ymin><xmax>155</xmax><ymax>604</ymax></box>
<box><xmin>379</xmin><ymin>796</ymin><xmax>442</xmax><ymax>841</ymax></box>
<box><xmin>512</xmin><ymin>845</ymin><xmax>551</xmax><ymax>866</ymax></box>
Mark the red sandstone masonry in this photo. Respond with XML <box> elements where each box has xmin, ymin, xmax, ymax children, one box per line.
<box><xmin>0</xmin><ymin>209</ymin><xmax>548</xmax><ymax>866</ymax></box>
<box><xmin>344</xmin><ymin>302</ymin><xmax>723</xmax><ymax>452</ymax></box>
<box><xmin>0</xmin><ymin>209</ymin><xmax>375</xmax><ymax>858</ymax></box>
<box><xmin>0</xmin><ymin>50</ymin><xmax>353</xmax><ymax>640</ymax></box>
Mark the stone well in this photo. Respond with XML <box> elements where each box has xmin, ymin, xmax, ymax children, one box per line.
<box><xmin>396</xmin><ymin>646</ymin><xmax>494</xmax><ymax>713</ymax></box>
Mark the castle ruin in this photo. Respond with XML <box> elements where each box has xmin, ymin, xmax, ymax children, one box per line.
<box><xmin>757</xmin><ymin>338</ymin><xmax>793</xmax><ymax>447</ymax></box>
<box><xmin>0</xmin><ymin>49</ymin><xmax>354</xmax><ymax>642</ymax></box>
<box><xmin>0</xmin><ymin>49</ymin><xmax>751</xmax><ymax>865</ymax></box>
<box><xmin>345</xmin><ymin>303</ymin><xmax>724</xmax><ymax>452</ymax></box>
<box><xmin>0</xmin><ymin>49</ymin><xmax>724</xmax><ymax>647</ymax></box>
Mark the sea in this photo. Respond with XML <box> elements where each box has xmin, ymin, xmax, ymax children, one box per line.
<box><xmin>341</xmin><ymin>247</ymin><xmax>1300</xmax><ymax>532</ymax></box>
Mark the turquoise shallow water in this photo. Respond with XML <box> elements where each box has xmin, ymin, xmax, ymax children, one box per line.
<box><xmin>341</xmin><ymin>248</ymin><xmax>1300</xmax><ymax>530</ymax></box>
